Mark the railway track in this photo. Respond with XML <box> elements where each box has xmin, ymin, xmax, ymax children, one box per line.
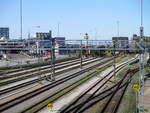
<box><xmin>0</xmin><ymin>57</ymin><xmax>99</xmax><ymax>87</ymax></box>
<box><xmin>86</xmin><ymin>69</ymin><xmax>138</xmax><ymax>113</ymax></box>
<box><xmin>61</xmin><ymin>69</ymin><xmax>138</xmax><ymax>113</ymax></box>
<box><xmin>0</xmin><ymin>57</ymin><xmax>92</xmax><ymax>80</ymax></box>
<box><xmin>0</xmin><ymin>57</ymin><xmax>86</xmax><ymax>79</ymax></box>
<box><xmin>98</xmin><ymin>68</ymin><xmax>139</xmax><ymax>113</ymax></box>
<box><xmin>75</xmin><ymin>78</ymin><xmax>130</xmax><ymax>113</ymax></box>
<box><xmin>59</xmin><ymin>58</ymin><xmax>136</xmax><ymax>113</ymax></box>
<box><xmin>23</xmin><ymin>57</ymin><xmax>137</xmax><ymax>113</ymax></box>
<box><xmin>0</xmin><ymin>57</ymin><xmax>113</xmax><ymax>113</ymax></box>
<box><xmin>22</xmin><ymin>58</ymin><xmax>117</xmax><ymax>113</ymax></box>
<box><xmin>99</xmin><ymin>70</ymin><xmax>131</xmax><ymax>113</ymax></box>
<box><xmin>0</xmin><ymin>57</ymin><xmax>79</xmax><ymax>76</ymax></box>
<box><xmin>0</xmin><ymin>57</ymin><xmax>103</xmax><ymax>96</ymax></box>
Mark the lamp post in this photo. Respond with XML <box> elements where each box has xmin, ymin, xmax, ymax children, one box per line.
<box><xmin>57</xmin><ymin>22</ymin><xmax>60</xmax><ymax>37</ymax></box>
<box><xmin>117</xmin><ymin>21</ymin><xmax>120</xmax><ymax>37</ymax></box>
<box><xmin>50</xmin><ymin>38</ymin><xmax>55</xmax><ymax>81</ymax></box>
<box><xmin>28</xmin><ymin>26</ymin><xmax>40</xmax><ymax>39</ymax></box>
<box><xmin>80</xmin><ymin>40</ymin><xmax>83</xmax><ymax>69</ymax></box>
<box><xmin>20</xmin><ymin>0</ymin><xmax>22</xmax><ymax>40</ymax></box>
<box><xmin>113</xmin><ymin>40</ymin><xmax>116</xmax><ymax>82</ymax></box>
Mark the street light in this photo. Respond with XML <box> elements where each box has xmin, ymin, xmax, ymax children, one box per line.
<box><xmin>117</xmin><ymin>21</ymin><xmax>119</xmax><ymax>37</ymax></box>
<box><xmin>20</xmin><ymin>0</ymin><xmax>22</xmax><ymax>40</ymax></box>
<box><xmin>28</xmin><ymin>26</ymin><xmax>41</xmax><ymax>39</ymax></box>
<box><xmin>57</xmin><ymin>22</ymin><xmax>60</xmax><ymax>37</ymax></box>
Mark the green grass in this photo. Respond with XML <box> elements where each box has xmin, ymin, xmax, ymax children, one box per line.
<box><xmin>115</xmin><ymin>58</ymin><xmax>139</xmax><ymax>113</ymax></box>
<box><xmin>117</xmin><ymin>55</ymin><xmax>133</xmax><ymax>64</ymax></box>
<box><xmin>120</xmin><ymin>71</ymin><xmax>139</xmax><ymax>113</ymax></box>
<box><xmin>122</xmin><ymin>87</ymin><xmax>137</xmax><ymax>113</ymax></box>
<box><xmin>117</xmin><ymin>72</ymin><xmax>138</xmax><ymax>113</ymax></box>
<box><xmin>145</xmin><ymin>66</ymin><xmax>150</xmax><ymax>75</ymax></box>
<box><xmin>117</xmin><ymin>64</ymin><xmax>150</xmax><ymax>113</ymax></box>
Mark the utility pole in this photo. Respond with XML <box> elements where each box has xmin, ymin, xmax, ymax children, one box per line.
<box><xmin>139</xmin><ymin>0</ymin><xmax>145</xmax><ymax>112</ymax></box>
<box><xmin>113</xmin><ymin>21</ymin><xmax>119</xmax><ymax>80</ymax></box>
<box><xmin>80</xmin><ymin>40</ymin><xmax>83</xmax><ymax>69</ymax></box>
<box><xmin>28</xmin><ymin>31</ymin><xmax>30</xmax><ymax>39</ymax></box>
<box><xmin>50</xmin><ymin>38</ymin><xmax>55</xmax><ymax>81</ymax></box>
<box><xmin>117</xmin><ymin>21</ymin><xmax>119</xmax><ymax>37</ymax></box>
<box><xmin>57</xmin><ymin>22</ymin><xmax>60</xmax><ymax>37</ymax></box>
<box><xmin>113</xmin><ymin>41</ymin><xmax>116</xmax><ymax>81</ymax></box>
<box><xmin>85</xmin><ymin>33</ymin><xmax>89</xmax><ymax>57</ymax></box>
<box><xmin>20</xmin><ymin>0</ymin><xmax>22</xmax><ymax>40</ymax></box>
<box><xmin>94</xmin><ymin>28</ymin><xmax>98</xmax><ymax>40</ymax></box>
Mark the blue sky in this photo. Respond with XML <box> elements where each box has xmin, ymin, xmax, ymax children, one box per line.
<box><xmin>0</xmin><ymin>0</ymin><xmax>150</xmax><ymax>40</ymax></box>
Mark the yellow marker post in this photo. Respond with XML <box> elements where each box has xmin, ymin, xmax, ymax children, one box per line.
<box><xmin>132</xmin><ymin>84</ymin><xmax>140</xmax><ymax>91</ymax></box>
<box><xmin>96</xmin><ymin>69</ymin><xmax>100</xmax><ymax>73</ymax></box>
<box><xmin>132</xmin><ymin>83</ymin><xmax>140</xmax><ymax>113</ymax></box>
<box><xmin>47</xmin><ymin>104</ymin><xmax>53</xmax><ymax>109</ymax></box>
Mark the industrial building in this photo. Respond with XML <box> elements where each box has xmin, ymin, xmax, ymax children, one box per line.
<box><xmin>0</xmin><ymin>27</ymin><xmax>9</xmax><ymax>39</ymax></box>
<box><xmin>54</xmin><ymin>37</ymin><xmax>66</xmax><ymax>55</ymax></box>
<box><xmin>132</xmin><ymin>34</ymin><xmax>150</xmax><ymax>42</ymax></box>
<box><xmin>112</xmin><ymin>37</ymin><xmax>129</xmax><ymax>48</ymax></box>
<box><xmin>54</xmin><ymin>37</ymin><xmax>65</xmax><ymax>47</ymax></box>
<box><xmin>36</xmin><ymin>30</ymin><xmax>52</xmax><ymax>40</ymax></box>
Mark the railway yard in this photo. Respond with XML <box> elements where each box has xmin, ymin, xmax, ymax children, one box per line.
<box><xmin>1</xmin><ymin>0</ymin><xmax>150</xmax><ymax>112</ymax></box>
<box><xmin>0</xmin><ymin>54</ymin><xmax>149</xmax><ymax>113</ymax></box>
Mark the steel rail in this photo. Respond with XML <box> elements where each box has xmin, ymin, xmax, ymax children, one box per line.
<box><xmin>60</xmin><ymin>62</ymin><xmax>129</xmax><ymax>113</ymax></box>
<box><xmin>99</xmin><ymin>70</ymin><xmax>131</xmax><ymax>113</ymax></box>
<box><xmin>73</xmin><ymin>63</ymin><xmax>130</xmax><ymax>113</ymax></box>
<box><xmin>0</xmin><ymin>58</ymin><xmax>102</xmax><ymax>95</ymax></box>
<box><xmin>60</xmin><ymin>59</ymin><xmax>135</xmax><ymax>113</ymax></box>
<box><xmin>0</xmin><ymin>58</ymin><xmax>112</xmax><ymax>112</ymax></box>
<box><xmin>59</xmin><ymin>68</ymin><xmax>139</xmax><ymax>113</ymax></box>
<box><xmin>0</xmin><ymin>57</ymin><xmax>92</xmax><ymax>79</ymax></box>
<box><xmin>60</xmin><ymin>58</ymin><xmax>138</xmax><ymax>113</ymax></box>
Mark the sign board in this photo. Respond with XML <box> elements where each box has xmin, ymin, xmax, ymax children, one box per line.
<box><xmin>106</xmin><ymin>50</ymin><xmax>112</xmax><ymax>56</ymax></box>
<box><xmin>132</xmin><ymin>84</ymin><xmax>140</xmax><ymax>91</ymax></box>
<box><xmin>47</xmin><ymin>104</ymin><xmax>53</xmax><ymax>109</ymax></box>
